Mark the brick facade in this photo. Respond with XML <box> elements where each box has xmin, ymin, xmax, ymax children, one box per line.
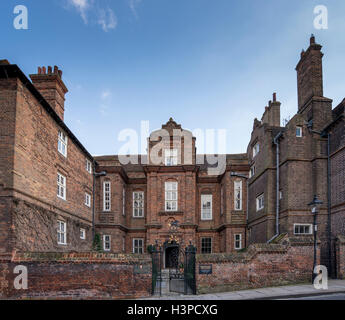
<box><xmin>0</xmin><ymin>35</ymin><xmax>344</xmax><ymax>281</ymax></box>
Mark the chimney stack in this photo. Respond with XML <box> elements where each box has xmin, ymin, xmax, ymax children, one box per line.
<box><xmin>261</xmin><ymin>93</ymin><xmax>281</xmax><ymax>127</ymax></box>
<box><xmin>30</xmin><ymin>66</ymin><xmax>68</xmax><ymax>121</ymax></box>
<box><xmin>295</xmin><ymin>35</ymin><xmax>324</xmax><ymax>111</ymax></box>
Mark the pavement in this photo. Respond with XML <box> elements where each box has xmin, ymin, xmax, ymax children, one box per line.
<box><xmin>143</xmin><ymin>280</ymin><xmax>345</xmax><ymax>300</ymax></box>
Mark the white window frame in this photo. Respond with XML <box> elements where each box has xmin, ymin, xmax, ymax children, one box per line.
<box><xmin>252</xmin><ymin>142</ymin><xmax>260</xmax><ymax>158</ymax></box>
<box><xmin>296</xmin><ymin>126</ymin><xmax>303</xmax><ymax>138</ymax></box>
<box><xmin>103</xmin><ymin>235</ymin><xmax>111</xmax><ymax>251</ymax></box>
<box><xmin>80</xmin><ymin>228</ymin><xmax>86</xmax><ymax>240</ymax></box>
<box><xmin>234</xmin><ymin>180</ymin><xmax>243</xmax><ymax>211</ymax></box>
<box><xmin>234</xmin><ymin>234</ymin><xmax>242</xmax><ymax>250</ymax></box>
<box><xmin>201</xmin><ymin>194</ymin><xmax>213</xmax><ymax>220</ymax></box>
<box><xmin>294</xmin><ymin>224</ymin><xmax>313</xmax><ymax>235</ymax></box>
<box><xmin>249</xmin><ymin>165</ymin><xmax>256</xmax><ymax>178</ymax></box>
<box><xmin>86</xmin><ymin>159</ymin><xmax>92</xmax><ymax>174</ymax></box>
<box><xmin>85</xmin><ymin>193</ymin><xmax>91</xmax><ymax>207</ymax></box>
<box><xmin>165</xmin><ymin>149</ymin><xmax>178</xmax><ymax>166</ymax></box>
<box><xmin>58</xmin><ymin>130</ymin><xmax>67</xmax><ymax>157</ymax></box>
<box><xmin>133</xmin><ymin>238</ymin><xmax>144</xmax><ymax>254</ymax></box>
<box><xmin>57</xmin><ymin>220</ymin><xmax>67</xmax><ymax>245</ymax></box>
<box><xmin>57</xmin><ymin>172</ymin><xmax>66</xmax><ymax>200</ymax></box>
<box><xmin>103</xmin><ymin>181</ymin><xmax>111</xmax><ymax>212</ymax></box>
<box><xmin>165</xmin><ymin>181</ymin><xmax>178</xmax><ymax>211</ymax></box>
<box><xmin>256</xmin><ymin>194</ymin><xmax>264</xmax><ymax>211</ymax></box>
<box><xmin>133</xmin><ymin>191</ymin><xmax>144</xmax><ymax>218</ymax></box>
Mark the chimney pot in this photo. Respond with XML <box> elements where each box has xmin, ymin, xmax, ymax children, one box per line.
<box><xmin>42</xmin><ymin>66</ymin><xmax>46</xmax><ymax>74</ymax></box>
<box><xmin>310</xmin><ymin>34</ymin><xmax>315</xmax><ymax>45</ymax></box>
<box><xmin>48</xmin><ymin>66</ymin><xmax>52</xmax><ymax>74</ymax></box>
<box><xmin>58</xmin><ymin>70</ymin><xmax>62</xmax><ymax>78</ymax></box>
<box><xmin>38</xmin><ymin>67</ymin><xmax>42</xmax><ymax>74</ymax></box>
<box><xmin>54</xmin><ymin>66</ymin><xmax>58</xmax><ymax>74</ymax></box>
<box><xmin>273</xmin><ymin>92</ymin><xmax>277</xmax><ymax>102</ymax></box>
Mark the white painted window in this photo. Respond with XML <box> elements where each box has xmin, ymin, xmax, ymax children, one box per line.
<box><xmin>165</xmin><ymin>181</ymin><xmax>178</xmax><ymax>211</ymax></box>
<box><xmin>249</xmin><ymin>165</ymin><xmax>256</xmax><ymax>178</ymax></box>
<box><xmin>201</xmin><ymin>194</ymin><xmax>213</xmax><ymax>220</ymax></box>
<box><xmin>234</xmin><ymin>234</ymin><xmax>242</xmax><ymax>250</ymax></box>
<box><xmin>256</xmin><ymin>194</ymin><xmax>264</xmax><ymax>211</ymax></box>
<box><xmin>86</xmin><ymin>159</ymin><xmax>92</xmax><ymax>174</ymax></box>
<box><xmin>103</xmin><ymin>181</ymin><xmax>111</xmax><ymax>212</ymax></box>
<box><xmin>133</xmin><ymin>191</ymin><xmax>144</xmax><ymax>217</ymax></box>
<box><xmin>294</xmin><ymin>224</ymin><xmax>312</xmax><ymax>235</ymax></box>
<box><xmin>85</xmin><ymin>193</ymin><xmax>91</xmax><ymax>207</ymax></box>
<box><xmin>122</xmin><ymin>188</ymin><xmax>126</xmax><ymax>216</ymax></box>
<box><xmin>165</xmin><ymin>149</ymin><xmax>178</xmax><ymax>166</ymax></box>
<box><xmin>296</xmin><ymin>126</ymin><xmax>303</xmax><ymax>137</ymax></box>
<box><xmin>133</xmin><ymin>238</ymin><xmax>144</xmax><ymax>254</ymax></box>
<box><xmin>80</xmin><ymin>228</ymin><xmax>86</xmax><ymax>240</ymax></box>
<box><xmin>57</xmin><ymin>220</ymin><xmax>66</xmax><ymax>245</ymax></box>
<box><xmin>252</xmin><ymin>143</ymin><xmax>260</xmax><ymax>158</ymax></box>
<box><xmin>58</xmin><ymin>130</ymin><xmax>67</xmax><ymax>157</ymax></box>
<box><xmin>103</xmin><ymin>235</ymin><xmax>111</xmax><ymax>251</ymax></box>
<box><xmin>57</xmin><ymin>173</ymin><xmax>66</xmax><ymax>200</ymax></box>
<box><xmin>234</xmin><ymin>180</ymin><xmax>243</xmax><ymax>211</ymax></box>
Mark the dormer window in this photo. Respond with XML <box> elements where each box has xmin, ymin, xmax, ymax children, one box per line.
<box><xmin>253</xmin><ymin>143</ymin><xmax>260</xmax><ymax>158</ymax></box>
<box><xmin>296</xmin><ymin>126</ymin><xmax>302</xmax><ymax>137</ymax></box>
<box><xmin>165</xmin><ymin>149</ymin><xmax>178</xmax><ymax>166</ymax></box>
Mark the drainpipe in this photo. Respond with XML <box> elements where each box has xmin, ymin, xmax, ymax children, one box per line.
<box><xmin>92</xmin><ymin>162</ymin><xmax>107</xmax><ymax>242</ymax></box>
<box><xmin>268</xmin><ymin>131</ymin><xmax>283</xmax><ymax>243</ymax></box>
<box><xmin>325</xmin><ymin>132</ymin><xmax>332</xmax><ymax>277</ymax></box>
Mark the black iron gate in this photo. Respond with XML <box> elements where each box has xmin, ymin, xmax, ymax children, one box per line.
<box><xmin>152</xmin><ymin>241</ymin><xmax>196</xmax><ymax>296</ymax></box>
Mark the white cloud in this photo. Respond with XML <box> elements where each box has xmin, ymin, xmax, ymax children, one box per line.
<box><xmin>101</xmin><ymin>90</ymin><xmax>111</xmax><ymax>100</ymax></box>
<box><xmin>69</xmin><ymin>0</ymin><xmax>90</xmax><ymax>24</ymax></box>
<box><xmin>129</xmin><ymin>0</ymin><xmax>142</xmax><ymax>17</ymax></box>
<box><xmin>65</xmin><ymin>0</ymin><xmax>117</xmax><ymax>32</ymax></box>
<box><xmin>97</xmin><ymin>8</ymin><xmax>117</xmax><ymax>32</ymax></box>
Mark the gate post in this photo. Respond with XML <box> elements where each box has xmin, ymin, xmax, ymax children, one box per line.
<box><xmin>184</xmin><ymin>244</ymin><xmax>197</xmax><ymax>295</ymax></box>
<box><xmin>151</xmin><ymin>243</ymin><xmax>162</xmax><ymax>296</ymax></box>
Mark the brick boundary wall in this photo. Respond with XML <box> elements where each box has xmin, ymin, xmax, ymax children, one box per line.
<box><xmin>336</xmin><ymin>235</ymin><xmax>345</xmax><ymax>279</ymax></box>
<box><xmin>0</xmin><ymin>252</ymin><xmax>152</xmax><ymax>299</ymax></box>
<box><xmin>196</xmin><ymin>236</ymin><xmax>320</xmax><ymax>294</ymax></box>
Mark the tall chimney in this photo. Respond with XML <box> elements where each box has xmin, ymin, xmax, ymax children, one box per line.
<box><xmin>30</xmin><ymin>66</ymin><xmax>68</xmax><ymax>121</ymax></box>
<box><xmin>295</xmin><ymin>35</ymin><xmax>324</xmax><ymax>111</ymax></box>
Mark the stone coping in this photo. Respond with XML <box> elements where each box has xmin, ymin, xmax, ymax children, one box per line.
<box><xmin>0</xmin><ymin>252</ymin><xmax>151</xmax><ymax>264</ymax></box>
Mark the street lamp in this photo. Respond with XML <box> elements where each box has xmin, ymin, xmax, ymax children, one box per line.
<box><xmin>308</xmin><ymin>194</ymin><xmax>323</xmax><ymax>283</ymax></box>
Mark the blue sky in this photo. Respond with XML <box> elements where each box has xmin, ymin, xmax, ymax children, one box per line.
<box><xmin>1</xmin><ymin>0</ymin><xmax>345</xmax><ymax>155</ymax></box>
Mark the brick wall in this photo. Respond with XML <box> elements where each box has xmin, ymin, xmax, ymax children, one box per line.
<box><xmin>336</xmin><ymin>235</ymin><xmax>345</xmax><ymax>279</ymax></box>
<box><xmin>196</xmin><ymin>236</ymin><xmax>319</xmax><ymax>294</ymax></box>
<box><xmin>0</xmin><ymin>252</ymin><xmax>151</xmax><ymax>299</ymax></box>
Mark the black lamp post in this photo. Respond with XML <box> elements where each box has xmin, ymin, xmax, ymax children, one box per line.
<box><xmin>308</xmin><ymin>194</ymin><xmax>323</xmax><ymax>283</ymax></box>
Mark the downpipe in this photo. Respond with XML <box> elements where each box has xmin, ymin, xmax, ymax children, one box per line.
<box><xmin>268</xmin><ymin>131</ymin><xmax>283</xmax><ymax>243</ymax></box>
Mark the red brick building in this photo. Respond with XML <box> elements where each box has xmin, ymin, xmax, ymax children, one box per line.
<box><xmin>0</xmin><ymin>35</ymin><xmax>344</xmax><ymax>274</ymax></box>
